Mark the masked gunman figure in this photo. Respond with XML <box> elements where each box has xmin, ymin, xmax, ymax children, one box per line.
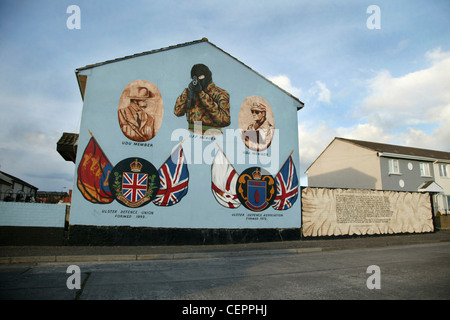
<box><xmin>174</xmin><ymin>64</ymin><xmax>231</xmax><ymax>135</ymax></box>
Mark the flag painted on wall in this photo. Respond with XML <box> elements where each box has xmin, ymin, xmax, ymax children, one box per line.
<box><xmin>122</xmin><ymin>172</ymin><xmax>149</xmax><ymax>203</ymax></box>
<box><xmin>211</xmin><ymin>149</ymin><xmax>241</xmax><ymax>208</ymax></box>
<box><xmin>153</xmin><ymin>145</ymin><xmax>189</xmax><ymax>206</ymax></box>
<box><xmin>272</xmin><ymin>155</ymin><xmax>299</xmax><ymax>210</ymax></box>
<box><xmin>109</xmin><ymin>157</ymin><xmax>159</xmax><ymax>208</ymax></box>
<box><xmin>77</xmin><ymin>134</ymin><xmax>114</xmax><ymax>204</ymax></box>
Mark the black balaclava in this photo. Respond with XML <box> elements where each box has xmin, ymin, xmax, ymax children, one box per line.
<box><xmin>191</xmin><ymin>64</ymin><xmax>212</xmax><ymax>88</ymax></box>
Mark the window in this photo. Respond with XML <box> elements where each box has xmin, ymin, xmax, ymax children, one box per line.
<box><xmin>439</xmin><ymin>164</ymin><xmax>449</xmax><ymax>178</ymax></box>
<box><xmin>420</xmin><ymin>163</ymin><xmax>431</xmax><ymax>177</ymax></box>
<box><xmin>388</xmin><ymin>159</ymin><xmax>400</xmax><ymax>174</ymax></box>
<box><xmin>443</xmin><ymin>195</ymin><xmax>450</xmax><ymax>214</ymax></box>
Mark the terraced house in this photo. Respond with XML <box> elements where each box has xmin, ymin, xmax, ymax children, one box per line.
<box><xmin>306</xmin><ymin>137</ymin><xmax>450</xmax><ymax>215</ymax></box>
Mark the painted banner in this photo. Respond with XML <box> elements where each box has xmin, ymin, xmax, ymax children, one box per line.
<box><xmin>77</xmin><ymin>134</ymin><xmax>114</xmax><ymax>204</ymax></box>
<box><xmin>153</xmin><ymin>145</ymin><xmax>189</xmax><ymax>206</ymax></box>
<box><xmin>272</xmin><ymin>154</ymin><xmax>299</xmax><ymax>210</ymax></box>
<box><xmin>211</xmin><ymin>149</ymin><xmax>241</xmax><ymax>208</ymax></box>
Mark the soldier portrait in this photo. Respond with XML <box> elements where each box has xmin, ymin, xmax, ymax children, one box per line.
<box><xmin>118</xmin><ymin>80</ymin><xmax>163</xmax><ymax>142</ymax></box>
<box><xmin>174</xmin><ymin>64</ymin><xmax>231</xmax><ymax>135</ymax></box>
<box><xmin>239</xmin><ymin>96</ymin><xmax>275</xmax><ymax>151</ymax></box>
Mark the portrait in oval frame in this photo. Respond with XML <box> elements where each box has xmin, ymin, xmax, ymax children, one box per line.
<box><xmin>239</xmin><ymin>96</ymin><xmax>275</xmax><ymax>151</ymax></box>
<box><xmin>118</xmin><ymin>80</ymin><xmax>164</xmax><ymax>142</ymax></box>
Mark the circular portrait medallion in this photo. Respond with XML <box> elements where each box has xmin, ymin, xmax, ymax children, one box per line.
<box><xmin>109</xmin><ymin>157</ymin><xmax>160</xmax><ymax>208</ymax></box>
<box><xmin>239</xmin><ymin>96</ymin><xmax>275</xmax><ymax>151</ymax></box>
<box><xmin>236</xmin><ymin>166</ymin><xmax>276</xmax><ymax>211</ymax></box>
<box><xmin>118</xmin><ymin>80</ymin><xmax>164</xmax><ymax>142</ymax></box>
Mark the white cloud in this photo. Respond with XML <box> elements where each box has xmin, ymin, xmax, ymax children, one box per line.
<box><xmin>425</xmin><ymin>47</ymin><xmax>450</xmax><ymax>63</ymax></box>
<box><xmin>0</xmin><ymin>91</ymin><xmax>80</xmax><ymax>191</ymax></box>
<box><xmin>390</xmin><ymin>39</ymin><xmax>409</xmax><ymax>54</ymax></box>
<box><xmin>362</xmin><ymin>51</ymin><xmax>450</xmax><ymax>127</ymax></box>
<box><xmin>358</xmin><ymin>48</ymin><xmax>450</xmax><ymax>152</ymax></box>
<box><xmin>336</xmin><ymin>123</ymin><xmax>392</xmax><ymax>143</ymax></box>
<box><xmin>269</xmin><ymin>75</ymin><xmax>331</xmax><ymax>108</ymax></box>
<box><xmin>298</xmin><ymin>122</ymin><xmax>334</xmax><ymax>168</ymax></box>
<box><xmin>308</xmin><ymin>80</ymin><xmax>331</xmax><ymax>104</ymax></box>
<box><xmin>299</xmin><ymin>122</ymin><xmax>393</xmax><ymax>174</ymax></box>
<box><xmin>283</xmin><ymin>48</ymin><xmax>450</xmax><ymax>188</ymax></box>
<box><xmin>267</xmin><ymin>74</ymin><xmax>302</xmax><ymax>97</ymax></box>
<box><xmin>398</xmin><ymin>110</ymin><xmax>450</xmax><ymax>152</ymax></box>
<box><xmin>298</xmin><ymin>121</ymin><xmax>337</xmax><ymax>186</ymax></box>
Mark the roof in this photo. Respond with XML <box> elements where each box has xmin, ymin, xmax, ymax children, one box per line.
<box><xmin>75</xmin><ymin>38</ymin><xmax>304</xmax><ymax>110</ymax></box>
<box><xmin>0</xmin><ymin>172</ymin><xmax>13</xmax><ymax>185</ymax></box>
<box><xmin>0</xmin><ymin>171</ymin><xmax>38</xmax><ymax>190</ymax></box>
<box><xmin>306</xmin><ymin>137</ymin><xmax>450</xmax><ymax>173</ymax></box>
<box><xmin>337</xmin><ymin>137</ymin><xmax>450</xmax><ymax>161</ymax></box>
<box><xmin>418</xmin><ymin>181</ymin><xmax>444</xmax><ymax>193</ymax></box>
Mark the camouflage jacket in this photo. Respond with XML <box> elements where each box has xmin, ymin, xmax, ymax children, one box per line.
<box><xmin>174</xmin><ymin>82</ymin><xmax>231</xmax><ymax>130</ymax></box>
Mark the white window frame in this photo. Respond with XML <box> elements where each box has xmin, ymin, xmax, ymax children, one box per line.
<box><xmin>420</xmin><ymin>163</ymin><xmax>431</xmax><ymax>177</ymax></box>
<box><xmin>388</xmin><ymin>159</ymin><xmax>401</xmax><ymax>175</ymax></box>
<box><xmin>439</xmin><ymin>164</ymin><xmax>449</xmax><ymax>178</ymax></box>
<box><xmin>442</xmin><ymin>195</ymin><xmax>450</xmax><ymax>214</ymax></box>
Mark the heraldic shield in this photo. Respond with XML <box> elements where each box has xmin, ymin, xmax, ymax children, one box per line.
<box><xmin>236</xmin><ymin>167</ymin><xmax>276</xmax><ymax>211</ymax></box>
<box><xmin>109</xmin><ymin>157</ymin><xmax>160</xmax><ymax>208</ymax></box>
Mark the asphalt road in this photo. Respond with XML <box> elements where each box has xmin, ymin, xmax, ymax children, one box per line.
<box><xmin>0</xmin><ymin>242</ymin><xmax>449</xmax><ymax>301</ymax></box>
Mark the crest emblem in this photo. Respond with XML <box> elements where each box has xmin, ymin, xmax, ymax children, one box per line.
<box><xmin>109</xmin><ymin>157</ymin><xmax>159</xmax><ymax>208</ymax></box>
<box><xmin>236</xmin><ymin>167</ymin><xmax>276</xmax><ymax>211</ymax></box>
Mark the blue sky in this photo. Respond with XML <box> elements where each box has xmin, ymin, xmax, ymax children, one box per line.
<box><xmin>0</xmin><ymin>0</ymin><xmax>449</xmax><ymax>191</ymax></box>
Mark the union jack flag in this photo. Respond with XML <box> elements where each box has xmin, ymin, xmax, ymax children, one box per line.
<box><xmin>122</xmin><ymin>172</ymin><xmax>148</xmax><ymax>203</ymax></box>
<box><xmin>272</xmin><ymin>155</ymin><xmax>299</xmax><ymax>210</ymax></box>
<box><xmin>153</xmin><ymin>146</ymin><xmax>189</xmax><ymax>206</ymax></box>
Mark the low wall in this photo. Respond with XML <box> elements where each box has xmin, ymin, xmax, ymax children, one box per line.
<box><xmin>0</xmin><ymin>202</ymin><xmax>68</xmax><ymax>245</ymax></box>
<box><xmin>67</xmin><ymin>226</ymin><xmax>301</xmax><ymax>246</ymax></box>
<box><xmin>434</xmin><ymin>215</ymin><xmax>450</xmax><ymax>230</ymax></box>
<box><xmin>301</xmin><ymin>187</ymin><xmax>434</xmax><ymax>237</ymax></box>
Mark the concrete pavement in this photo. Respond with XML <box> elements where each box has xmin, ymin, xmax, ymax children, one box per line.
<box><xmin>1</xmin><ymin>231</ymin><xmax>449</xmax><ymax>264</ymax></box>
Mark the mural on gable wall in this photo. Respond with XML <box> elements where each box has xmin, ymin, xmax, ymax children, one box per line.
<box><xmin>71</xmin><ymin>42</ymin><xmax>302</xmax><ymax>229</ymax></box>
<box><xmin>239</xmin><ymin>96</ymin><xmax>275</xmax><ymax>152</ymax></box>
<box><xmin>77</xmin><ymin>89</ymin><xmax>297</xmax><ymax>212</ymax></box>
<box><xmin>174</xmin><ymin>64</ymin><xmax>231</xmax><ymax>135</ymax></box>
<box><xmin>118</xmin><ymin>80</ymin><xmax>164</xmax><ymax>142</ymax></box>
